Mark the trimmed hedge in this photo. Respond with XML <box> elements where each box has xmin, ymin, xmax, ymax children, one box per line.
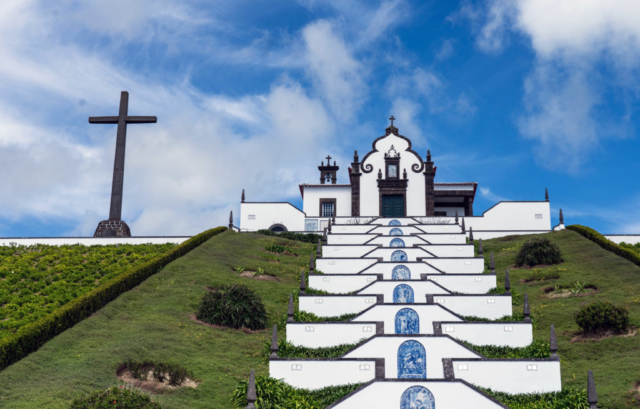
<box><xmin>255</xmin><ymin>229</ymin><xmax>322</xmax><ymax>244</ymax></box>
<box><xmin>575</xmin><ymin>301</ymin><xmax>629</xmax><ymax>336</ymax></box>
<box><xmin>0</xmin><ymin>226</ymin><xmax>227</xmax><ymax>370</ymax></box>
<box><xmin>567</xmin><ymin>225</ymin><xmax>640</xmax><ymax>268</ymax></box>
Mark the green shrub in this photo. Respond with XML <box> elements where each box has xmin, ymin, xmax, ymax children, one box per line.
<box><xmin>117</xmin><ymin>360</ymin><xmax>194</xmax><ymax>386</ymax></box>
<box><xmin>515</xmin><ymin>238</ymin><xmax>563</xmax><ymax>267</ymax></box>
<box><xmin>619</xmin><ymin>241</ymin><xmax>640</xmax><ymax>255</ymax></box>
<box><xmin>262</xmin><ymin>339</ymin><xmax>361</xmax><ymax>362</ymax></box>
<box><xmin>567</xmin><ymin>225</ymin><xmax>640</xmax><ymax>268</ymax></box>
<box><xmin>464</xmin><ymin>340</ymin><xmax>550</xmax><ymax>359</ymax></box>
<box><xmin>0</xmin><ymin>227</ymin><xmax>227</xmax><ymax>370</ymax></box>
<box><xmin>70</xmin><ymin>385</ymin><xmax>162</xmax><ymax>409</ymax></box>
<box><xmin>575</xmin><ymin>301</ymin><xmax>629</xmax><ymax>336</ymax></box>
<box><xmin>255</xmin><ymin>230</ymin><xmax>322</xmax><ymax>244</ymax></box>
<box><xmin>265</xmin><ymin>244</ymin><xmax>286</xmax><ymax>253</ymax></box>
<box><xmin>231</xmin><ymin>376</ymin><xmax>362</xmax><ymax>408</ymax></box>
<box><xmin>480</xmin><ymin>387</ymin><xmax>588</xmax><ymax>409</ymax></box>
<box><xmin>197</xmin><ymin>284</ymin><xmax>267</xmax><ymax>330</ymax></box>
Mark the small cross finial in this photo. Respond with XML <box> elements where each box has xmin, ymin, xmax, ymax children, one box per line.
<box><xmin>389</xmin><ymin>115</ymin><xmax>395</xmax><ymax>126</ymax></box>
<box><xmin>325</xmin><ymin>155</ymin><xmax>332</xmax><ymax>163</ymax></box>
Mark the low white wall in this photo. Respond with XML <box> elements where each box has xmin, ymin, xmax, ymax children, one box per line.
<box><xmin>309</xmin><ymin>274</ymin><xmax>380</xmax><ymax>293</ymax></box>
<box><xmin>328</xmin><ymin>381</ymin><xmax>506</xmax><ymax>409</ymax></box>
<box><xmin>357</xmin><ymin>281</ymin><xmax>449</xmax><ymax>302</ymax></box>
<box><xmin>302</xmin><ymin>186</ymin><xmax>353</xmax><ymax>217</ymax></box>
<box><xmin>361</xmin><ymin>262</ymin><xmax>443</xmax><ymax>279</ymax></box>
<box><xmin>286</xmin><ymin>322</ymin><xmax>379</xmax><ymax>348</ymax></box>
<box><xmin>353</xmin><ymin>305</ymin><xmax>463</xmax><ymax>334</ymax></box>
<box><xmin>417</xmin><ymin>244</ymin><xmax>474</xmax><ymax>258</ymax></box>
<box><xmin>367</xmin><ymin>236</ymin><xmax>428</xmax><ymax>247</ymax></box>
<box><xmin>426</xmin><ymin>275</ymin><xmax>497</xmax><ymax>294</ymax></box>
<box><xmin>416</xmin><ymin>233</ymin><xmax>467</xmax><ymax>244</ymax></box>
<box><xmin>299</xmin><ymin>295</ymin><xmax>380</xmax><ymax>317</ymax></box>
<box><xmin>368</xmin><ymin>226</ymin><xmax>425</xmax><ymax>235</ymax></box>
<box><xmin>344</xmin><ymin>336</ymin><xmax>480</xmax><ymax>379</ymax></box>
<box><xmin>327</xmin><ymin>234</ymin><xmax>378</xmax><ymax>245</ymax></box>
<box><xmin>414</xmin><ymin>225</ymin><xmax>463</xmax><ymax>234</ymax></box>
<box><xmin>605</xmin><ymin>235</ymin><xmax>640</xmax><ymax>245</ymax></box>
<box><xmin>0</xmin><ymin>237</ymin><xmax>190</xmax><ymax>246</ymax></box>
<box><xmin>453</xmin><ymin>360</ymin><xmax>562</xmax><ymax>394</ymax></box>
<box><xmin>269</xmin><ymin>359</ymin><xmax>377</xmax><ymax>390</ymax></box>
<box><xmin>464</xmin><ymin>202</ymin><xmax>551</xmax><ymax>232</ymax></box>
<box><xmin>368</xmin><ymin>248</ymin><xmax>433</xmax><ymax>261</ymax></box>
<box><xmin>376</xmin><ymin>218</ymin><xmax>418</xmax><ymax>225</ymax></box>
<box><xmin>322</xmin><ymin>245</ymin><xmax>379</xmax><ymax>258</ymax></box>
<box><xmin>316</xmin><ymin>258</ymin><xmax>377</xmax><ymax>274</ymax></box>
<box><xmin>440</xmin><ymin>322</ymin><xmax>532</xmax><ymax>348</ymax></box>
<box><xmin>240</xmin><ymin>202</ymin><xmax>305</xmax><ymax>232</ymax></box>
<box><xmin>426</xmin><ymin>258</ymin><xmax>485</xmax><ymax>274</ymax></box>
<box><xmin>332</xmin><ymin>225</ymin><xmax>377</xmax><ymax>234</ymax></box>
<box><xmin>433</xmin><ymin>295</ymin><xmax>512</xmax><ymax>319</ymax></box>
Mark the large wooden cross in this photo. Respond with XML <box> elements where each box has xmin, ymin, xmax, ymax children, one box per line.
<box><xmin>89</xmin><ymin>91</ymin><xmax>156</xmax><ymax>221</ymax></box>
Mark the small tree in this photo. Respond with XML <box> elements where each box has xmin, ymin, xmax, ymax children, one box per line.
<box><xmin>575</xmin><ymin>301</ymin><xmax>629</xmax><ymax>336</ymax></box>
<box><xmin>515</xmin><ymin>238</ymin><xmax>563</xmax><ymax>267</ymax></box>
<box><xmin>197</xmin><ymin>284</ymin><xmax>267</xmax><ymax>330</ymax></box>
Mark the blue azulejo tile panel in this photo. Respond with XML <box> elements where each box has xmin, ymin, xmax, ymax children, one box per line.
<box><xmin>397</xmin><ymin>340</ymin><xmax>427</xmax><ymax>379</ymax></box>
<box><xmin>389</xmin><ymin>228</ymin><xmax>403</xmax><ymax>236</ymax></box>
<box><xmin>305</xmin><ymin>219</ymin><xmax>318</xmax><ymax>232</ymax></box>
<box><xmin>392</xmin><ymin>265</ymin><xmax>411</xmax><ymax>280</ymax></box>
<box><xmin>389</xmin><ymin>219</ymin><xmax>401</xmax><ymax>226</ymax></box>
<box><xmin>395</xmin><ymin>308</ymin><xmax>419</xmax><ymax>334</ymax></box>
<box><xmin>390</xmin><ymin>238</ymin><xmax>405</xmax><ymax>247</ymax></box>
<box><xmin>400</xmin><ymin>385</ymin><xmax>435</xmax><ymax>409</ymax></box>
<box><xmin>391</xmin><ymin>250</ymin><xmax>408</xmax><ymax>261</ymax></box>
<box><xmin>393</xmin><ymin>284</ymin><xmax>414</xmax><ymax>303</ymax></box>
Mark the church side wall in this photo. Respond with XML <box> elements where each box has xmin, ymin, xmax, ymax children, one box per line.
<box><xmin>302</xmin><ymin>187</ymin><xmax>352</xmax><ymax>217</ymax></box>
<box><xmin>605</xmin><ymin>235</ymin><xmax>640</xmax><ymax>245</ymax></box>
<box><xmin>240</xmin><ymin>202</ymin><xmax>305</xmax><ymax>232</ymax></box>
<box><xmin>465</xmin><ymin>202</ymin><xmax>551</xmax><ymax>232</ymax></box>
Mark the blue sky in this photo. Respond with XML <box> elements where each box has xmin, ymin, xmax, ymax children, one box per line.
<box><xmin>1</xmin><ymin>0</ymin><xmax>639</xmax><ymax>237</ymax></box>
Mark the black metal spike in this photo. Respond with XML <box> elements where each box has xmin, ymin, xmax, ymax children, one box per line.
<box><xmin>317</xmin><ymin>238</ymin><xmax>322</xmax><ymax>257</ymax></box>
<box><xmin>469</xmin><ymin>226</ymin><xmax>474</xmax><ymax>242</ymax></box>
<box><xmin>241</xmin><ymin>189</ymin><xmax>245</xmax><ymax>203</ymax></box>
<box><xmin>323</xmin><ymin>227</ymin><xmax>327</xmax><ymax>243</ymax></box>
<box><xmin>550</xmin><ymin>324</ymin><xmax>558</xmax><ymax>359</ymax></box>
<box><xmin>545</xmin><ymin>188</ymin><xmax>549</xmax><ymax>201</ymax></box>
<box><xmin>270</xmin><ymin>324</ymin><xmax>279</xmax><ymax>358</ymax></box>
<box><xmin>309</xmin><ymin>253</ymin><xmax>315</xmax><ymax>273</ymax></box>
<box><xmin>287</xmin><ymin>293</ymin><xmax>294</xmax><ymax>322</ymax></box>
<box><xmin>455</xmin><ymin>211</ymin><xmax>459</xmax><ymax>223</ymax></box>
<box><xmin>461</xmin><ymin>218</ymin><xmax>465</xmax><ymax>232</ymax></box>
<box><xmin>246</xmin><ymin>369</ymin><xmax>257</xmax><ymax>408</ymax></box>
<box><xmin>523</xmin><ymin>293</ymin><xmax>531</xmax><ymax>323</ymax></box>
<box><xmin>490</xmin><ymin>252</ymin><xmax>495</xmax><ymax>274</ymax></box>
<box><xmin>559</xmin><ymin>208</ymin><xmax>564</xmax><ymax>224</ymax></box>
<box><xmin>478</xmin><ymin>239</ymin><xmax>484</xmax><ymax>256</ymax></box>
<box><xmin>328</xmin><ymin>218</ymin><xmax>332</xmax><ymax>233</ymax></box>
<box><xmin>587</xmin><ymin>370</ymin><xmax>598</xmax><ymax>409</ymax></box>
<box><xmin>229</xmin><ymin>211</ymin><xmax>233</xmax><ymax>229</ymax></box>
<box><xmin>504</xmin><ymin>269</ymin><xmax>511</xmax><ymax>295</ymax></box>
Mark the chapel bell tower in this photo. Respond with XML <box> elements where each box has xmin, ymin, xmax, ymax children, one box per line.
<box><xmin>318</xmin><ymin>155</ymin><xmax>339</xmax><ymax>184</ymax></box>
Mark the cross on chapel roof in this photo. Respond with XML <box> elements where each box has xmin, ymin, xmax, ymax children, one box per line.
<box><xmin>325</xmin><ymin>155</ymin><xmax>332</xmax><ymax>162</ymax></box>
<box><xmin>389</xmin><ymin>115</ymin><xmax>395</xmax><ymax>126</ymax></box>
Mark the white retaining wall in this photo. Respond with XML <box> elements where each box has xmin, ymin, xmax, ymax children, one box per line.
<box><xmin>344</xmin><ymin>337</ymin><xmax>480</xmax><ymax>379</ymax></box>
<box><xmin>316</xmin><ymin>258</ymin><xmax>378</xmax><ymax>274</ymax></box>
<box><xmin>426</xmin><ymin>258</ymin><xmax>485</xmax><ymax>274</ymax></box>
<box><xmin>368</xmin><ymin>226</ymin><xmax>425</xmax><ymax>235</ymax></box>
<box><xmin>353</xmin><ymin>305</ymin><xmax>463</xmax><ymax>334</ymax></box>
<box><xmin>333</xmin><ymin>225</ymin><xmax>377</xmax><ymax>234</ymax></box>
<box><xmin>322</xmin><ymin>245</ymin><xmax>380</xmax><ymax>258</ymax></box>
<box><xmin>426</xmin><ymin>275</ymin><xmax>497</xmax><ymax>294</ymax></box>
<box><xmin>367</xmin><ymin>236</ymin><xmax>428</xmax><ymax>247</ymax></box>
<box><xmin>471</xmin><ymin>231</ymin><xmax>550</xmax><ymax>240</ymax></box>
<box><xmin>286</xmin><ymin>322</ymin><xmax>379</xmax><ymax>348</ymax></box>
<box><xmin>240</xmin><ymin>202</ymin><xmax>305</xmax><ymax>232</ymax></box>
<box><xmin>416</xmin><ymin>233</ymin><xmax>467</xmax><ymax>244</ymax></box>
<box><xmin>327</xmin><ymin>234</ymin><xmax>378</xmax><ymax>245</ymax></box>
<box><xmin>360</xmin><ymin>262</ymin><xmax>443</xmax><ymax>279</ymax></box>
<box><xmin>452</xmin><ymin>359</ymin><xmax>562</xmax><ymax>394</ymax></box>
<box><xmin>328</xmin><ymin>381</ymin><xmax>506</xmax><ymax>409</ymax></box>
<box><xmin>605</xmin><ymin>235</ymin><xmax>640</xmax><ymax>245</ymax></box>
<box><xmin>433</xmin><ymin>296</ymin><xmax>512</xmax><ymax>319</ymax></box>
<box><xmin>414</xmin><ymin>224</ymin><xmax>463</xmax><ymax>234</ymax></box>
<box><xmin>368</xmin><ymin>248</ymin><xmax>434</xmax><ymax>261</ymax></box>
<box><xmin>269</xmin><ymin>359</ymin><xmax>378</xmax><ymax>390</ymax></box>
<box><xmin>375</xmin><ymin>218</ymin><xmax>419</xmax><ymax>225</ymax></box>
<box><xmin>0</xmin><ymin>237</ymin><xmax>190</xmax><ymax>246</ymax></box>
<box><xmin>417</xmin><ymin>244</ymin><xmax>475</xmax><ymax>258</ymax></box>
<box><xmin>357</xmin><ymin>281</ymin><xmax>450</xmax><ymax>302</ymax></box>
<box><xmin>309</xmin><ymin>274</ymin><xmax>379</xmax><ymax>293</ymax></box>
<box><xmin>299</xmin><ymin>295</ymin><xmax>380</xmax><ymax>317</ymax></box>
<box><xmin>464</xmin><ymin>202</ymin><xmax>551</xmax><ymax>232</ymax></box>
<box><xmin>440</xmin><ymin>322</ymin><xmax>533</xmax><ymax>347</ymax></box>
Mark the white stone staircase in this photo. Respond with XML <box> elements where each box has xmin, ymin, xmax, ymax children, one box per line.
<box><xmin>268</xmin><ymin>217</ymin><xmax>562</xmax><ymax>408</ymax></box>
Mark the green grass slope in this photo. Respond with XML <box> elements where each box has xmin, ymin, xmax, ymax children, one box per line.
<box><xmin>0</xmin><ymin>231</ymin><xmax>311</xmax><ymax>409</ymax></box>
<box><xmin>485</xmin><ymin>229</ymin><xmax>640</xmax><ymax>408</ymax></box>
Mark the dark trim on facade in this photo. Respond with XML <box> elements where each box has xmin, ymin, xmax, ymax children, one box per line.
<box><xmin>268</xmin><ymin>223</ymin><xmax>288</xmax><ymax>232</ymax></box>
<box><xmin>377</xmin><ymin>178</ymin><xmax>408</xmax><ymax>217</ymax></box>
<box><xmin>360</xmin><ymin>125</ymin><xmax>425</xmax><ymax>174</ymax></box>
<box><xmin>319</xmin><ymin>198</ymin><xmax>337</xmax><ymax>218</ymax></box>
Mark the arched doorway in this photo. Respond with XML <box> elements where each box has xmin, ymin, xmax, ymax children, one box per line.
<box><xmin>268</xmin><ymin>224</ymin><xmax>287</xmax><ymax>232</ymax></box>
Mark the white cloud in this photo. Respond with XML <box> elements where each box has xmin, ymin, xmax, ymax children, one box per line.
<box><xmin>390</xmin><ymin>98</ymin><xmax>423</xmax><ymax>142</ymax></box>
<box><xmin>302</xmin><ymin>20</ymin><xmax>366</xmax><ymax>121</ymax></box>
<box><xmin>460</xmin><ymin>0</ymin><xmax>640</xmax><ymax>172</ymax></box>
<box><xmin>479</xmin><ymin>187</ymin><xmax>509</xmax><ymax>203</ymax></box>
<box><xmin>435</xmin><ymin>39</ymin><xmax>455</xmax><ymax>61</ymax></box>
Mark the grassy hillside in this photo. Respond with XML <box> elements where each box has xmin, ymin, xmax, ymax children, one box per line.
<box><xmin>0</xmin><ymin>231</ymin><xmax>311</xmax><ymax>408</ymax></box>
<box><xmin>484</xmin><ymin>229</ymin><xmax>640</xmax><ymax>408</ymax></box>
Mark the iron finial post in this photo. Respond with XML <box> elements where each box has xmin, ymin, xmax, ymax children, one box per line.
<box><xmin>246</xmin><ymin>369</ymin><xmax>256</xmax><ymax>409</ymax></box>
<box><xmin>300</xmin><ymin>270</ymin><xmax>307</xmax><ymax>295</ymax></box>
<box><xmin>270</xmin><ymin>324</ymin><xmax>279</xmax><ymax>358</ymax></box>
<box><xmin>587</xmin><ymin>370</ymin><xmax>598</xmax><ymax>409</ymax></box>
<box><xmin>523</xmin><ymin>293</ymin><xmax>531</xmax><ymax>323</ymax></box>
<box><xmin>504</xmin><ymin>269</ymin><xmax>511</xmax><ymax>295</ymax></box>
<box><xmin>550</xmin><ymin>324</ymin><xmax>558</xmax><ymax>359</ymax></box>
<box><xmin>287</xmin><ymin>293</ymin><xmax>294</xmax><ymax>322</ymax></box>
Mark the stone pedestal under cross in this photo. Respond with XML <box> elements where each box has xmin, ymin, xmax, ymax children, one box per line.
<box><xmin>89</xmin><ymin>91</ymin><xmax>157</xmax><ymax>237</ymax></box>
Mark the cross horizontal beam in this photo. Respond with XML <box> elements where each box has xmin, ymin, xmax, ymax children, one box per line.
<box><xmin>89</xmin><ymin>116</ymin><xmax>157</xmax><ymax>124</ymax></box>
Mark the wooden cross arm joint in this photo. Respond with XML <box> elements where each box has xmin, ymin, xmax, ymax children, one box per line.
<box><xmin>89</xmin><ymin>116</ymin><xmax>157</xmax><ymax>124</ymax></box>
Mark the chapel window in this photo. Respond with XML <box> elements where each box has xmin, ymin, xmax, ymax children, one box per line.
<box><xmin>321</xmin><ymin>201</ymin><xmax>335</xmax><ymax>217</ymax></box>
